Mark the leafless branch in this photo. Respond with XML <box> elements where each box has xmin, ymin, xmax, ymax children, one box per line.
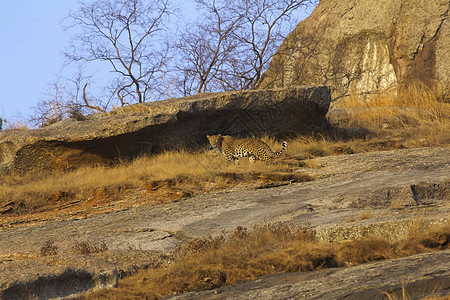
<box><xmin>175</xmin><ymin>0</ymin><xmax>312</xmax><ymax>94</ymax></box>
<box><xmin>64</xmin><ymin>0</ymin><xmax>173</xmax><ymax>105</ymax></box>
<box><xmin>83</xmin><ymin>84</ymin><xmax>107</xmax><ymax>113</ymax></box>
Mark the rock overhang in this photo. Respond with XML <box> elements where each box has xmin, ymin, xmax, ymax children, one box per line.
<box><xmin>0</xmin><ymin>86</ymin><xmax>331</xmax><ymax>174</ymax></box>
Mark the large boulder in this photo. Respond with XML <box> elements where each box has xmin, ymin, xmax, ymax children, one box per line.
<box><xmin>0</xmin><ymin>86</ymin><xmax>330</xmax><ymax>174</ymax></box>
<box><xmin>257</xmin><ymin>0</ymin><xmax>450</xmax><ymax>100</ymax></box>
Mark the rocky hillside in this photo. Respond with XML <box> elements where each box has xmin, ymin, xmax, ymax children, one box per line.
<box><xmin>0</xmin><ymin>86</ymin><xmax>329</xmax><ymax>174</ymax></box>
<box><xmin>0</xmin><ymin>1</ymin><xmax>449</xmax><ymax>297</ymax></box>
<box><xmin>0</xmin><ymin>146</ymin><xmax>448</xmax><ymax>299</ymax></box>
<box><xmin>257</xmin><ymin>0</ymin><xmax>450</xmax><ymax>100</ymax></box>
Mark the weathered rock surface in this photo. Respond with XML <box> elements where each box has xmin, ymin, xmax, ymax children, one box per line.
<box><xmin>0</xmin><ymin>147</ymin><xmax>448</xmax><ymax>299</ymax></box>
<box><xmin>170</xmin><ymin>250</ymin><xmax>450</xmax><ymax>300</ymax></box>
<box><xmin>257</xmin><ymin>0</ymin><xmax>450</xmax><ymax>99</ymax></box>
<box><xmin>0</xmin><ymin>86</ymin><xmax>330</xmax><ymax>174</ymax></box>
<box><xmin>0</xmin><ymin>251</ymin><xmax>162</xmax><ymax>300</ymax></box>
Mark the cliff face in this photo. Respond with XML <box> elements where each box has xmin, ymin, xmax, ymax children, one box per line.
<box><xmin>257</xmin><ymin>0</ymin><xmax>450</xmax><ymax>100</ymax></box>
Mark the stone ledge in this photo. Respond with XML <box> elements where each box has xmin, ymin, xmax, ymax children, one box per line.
<box><xmin>0</xmin><ymin>86</ymin><xmax>330</xmax><ymax>174</ymax></box>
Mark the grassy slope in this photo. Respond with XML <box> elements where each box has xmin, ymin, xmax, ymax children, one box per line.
<box><xmin>84</xmin><ymin>221</ymin><xmax>450</xmax><ymax>299</ymax></box>
<box><xmin>1</xmin><ymin>85</ymin><xmax>449</xmax><ymax>218</ymax></box>
<box><xmin>83</xmin><ymin>86</ymin><xmax>449</xmax><ymax>299</ymax></box>
<box><xmin>1</xmin><ymin>85</ymin><xmax>449</xmax><ymax>298</ymax></box>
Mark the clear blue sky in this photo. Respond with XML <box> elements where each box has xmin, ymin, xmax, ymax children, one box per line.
<box><xmin>0</xmin><ymin>0</ymin><xmax>196</xmax><ymax>124</ymax></box>
<box><xmin>0</xmin><ymin>1</ymin><xmax>78</xmax><ymax>123</ymax></box>
<box><xmin>0</xmin><ymin>1</ymin><xmax>314</xmax><ymax>125</ymax></box>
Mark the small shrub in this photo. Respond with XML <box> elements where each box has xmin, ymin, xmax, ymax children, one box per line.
<box><xmin>338</xmin><ymin>238</ymin><xmax>394</xmax><ymax>265</ymax></box>
<box><xmin>358</xmin><ymin>210</ymin><xmax>372</xmax><ymax>220</ymax></box>
<box><xmin>40</xmin><ymin>240</ymin><xmax>58</xmax><ymax>256</ymax></box>
<box><xmin>307</xmin><ymin>146</ymin><xmax>327</xmax><ymax>157</ymax></box>
<box><xmin>345</xmin><ymin>216</ymin><xmax>356</xmax><ymax>223</ymax></box>
<box><xmin>302</xmin><ymin>159</ymin><xmax>320</xmax><ymax>169</ymax></box>
<box><xmin>3</xmin><ymin>120</ymin><xmax>29</xmax><ymax>131</ymax></box>
<box><xmin>390</xmin><ymin>199</ymin><xmax>404</xmax><ymax>210</ymax></box>
<box><xmin>71</xmin><ymin>240</ymin><xmax>108</xmax><ymax>254</ymax></box>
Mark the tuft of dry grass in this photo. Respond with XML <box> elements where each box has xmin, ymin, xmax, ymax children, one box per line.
<box><xmin>382</xmin><ymin>282</ymin><xmax>448</xmax><ymax>300</ymax></box>
<box><xmin>390</xmin><ymin>199</ymin><xmax>405</xmax><ymax>210</ymax></box>
<box><xmin>285</xmin><ymin>135</ymin><xmax>333</xmax><ymax>158</ymax></box>
<box><xmin>394</xmin><ymin>219</ymin><xmax>450</xmax><ymax>257</ymax></box>
<box><xmin>2</xmin><ymin>120</ymin><xmax>29</xmax><ymax>131</ymax></box>
<box><xmin>346</xmin><ymin>210</ymin><xmax>373</xmax><ymax>223</ymax></box>
<box><xmin>40</xmin><ymin>240</ymin><xmax>58</xmax><ymax>256</ymax></box>
<box><xmin>358</xmin><ymin>210</ymin><xmax>373</xmax><ymax>220</ymax></box>
<box><xmin>83</xmin><ymin>221</ymin><xmax>450</xmax><ymax>299</ymax></box>
<box><xmin>71</xmin><ymin>240</ymin><xmax>108</xmax><ymax>254</ymax></box>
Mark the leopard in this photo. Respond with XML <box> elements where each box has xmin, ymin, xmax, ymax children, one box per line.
<box><xmin>206</xmin><ymin>134</ymin><xmax>287</xmax><ymax>164</ymax></box>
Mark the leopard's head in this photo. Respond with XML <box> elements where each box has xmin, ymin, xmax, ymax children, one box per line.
<box><xmin>206</xmin><ymin>134</ymin><xmax>223</xmax><ymax>150</ymax></box>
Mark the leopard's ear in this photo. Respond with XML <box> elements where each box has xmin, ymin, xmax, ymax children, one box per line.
<box><xmin>207</xmin><ymin>135</ymin><xmax>211</xmax><ymax>138</ymax></box>
<box><xmin>217</xmin><ymin>134</ymin><xmax>222</xmax><ymax>137</ymax></box>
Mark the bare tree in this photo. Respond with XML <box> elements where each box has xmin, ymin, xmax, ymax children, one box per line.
<box><xmin>175</xmin><ymin>0</ymin><xmax>243</xmax><ymax>96</ymax></box>
<box><xmin>30</xmin><ymin>70</ymin><xmax>94</xmax><ymax>127</ymax></box>
<box><xmin>64</xmin><ymin>0</ymin><xmax>173</xmax><ymax>107</ymax></box>
<box><xmin>176</xmin><ymin>0</ymin><xmax>313</xmax><ymax>95</ymax></box>
<box><xmin>233</xmin><ymin>0</ymin><xmax>312</xmax><ymax>89</ymax></box>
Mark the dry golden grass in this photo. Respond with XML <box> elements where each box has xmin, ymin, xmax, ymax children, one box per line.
<box><xmin>390</xmin><ymin>199</ymin><xmax>405</xmax><ymax>210</ymax></box>
<box><xmin>358</xmin><ymin>210</ymin><xmax>373</xmax><ymax>220</ymax></box>
<box><xmin>71</xmin><ymin>240</ymin><xmax>108</xmax><ymax>254</ymax></box>
<box><xmin>40</xmin><ymin>240</ymin><xmax>58</xmax><ymax>257</ymax></box>
<box><xmin>424</xmin><ymin>296</ymin><xmax>450</xmax><ymax>300</ymax></box>
<box><xmin>287</xmin><ymin>135</ymin><xmax>332</xmax><ymax>158</ymax></box>
<box><xmin>1</xmin><ymin>119</ymin><xmax>29</xmax><ymax>131</ymax></box>
<box><xmin>394</xmin><ymin>218</ymin><xmax>450</xmax><ymax>258</ymax></box>
<box><xmin>382</xmin><ymin>282</ymin><xmax>448</xmax><ymax>300</ymax></box>
<box><xmin>331</xmin><ymin>84</ymin><xmax>450</xmax><ymax>147</ymax></box>
<box><xmin>345</xmin><ymin>210</ymin><xmax>374</xmax><ymax>223</ymax></box>
<box><xmin>0</xmin><ymin>149</ymin><xmax>310</xmax><ymax>216</ymax></box>
<box><xmin>0</xmin><ymin>86</ymin><xmax>448</xmax><ymax>298</ymax></box>
<box><xmin>335</xmin><ymin>84</ymin><xmax>449</xmax><ymax>127</ymax></box>
<box><xmin>1</xmin><ymin>84</ymin><xmax>448</xmax><ymax>219</ymax></box>
<box><xmin>83</xmin><ymin>221</ymin><xmax>450</xmax><ymax>299</ymax></box>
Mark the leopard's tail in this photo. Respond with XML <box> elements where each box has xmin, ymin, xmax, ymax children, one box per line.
<box><xmin>274</xmin><ymin>141</ymin><xmax>287</xmax><ymax>156</ymax></box>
